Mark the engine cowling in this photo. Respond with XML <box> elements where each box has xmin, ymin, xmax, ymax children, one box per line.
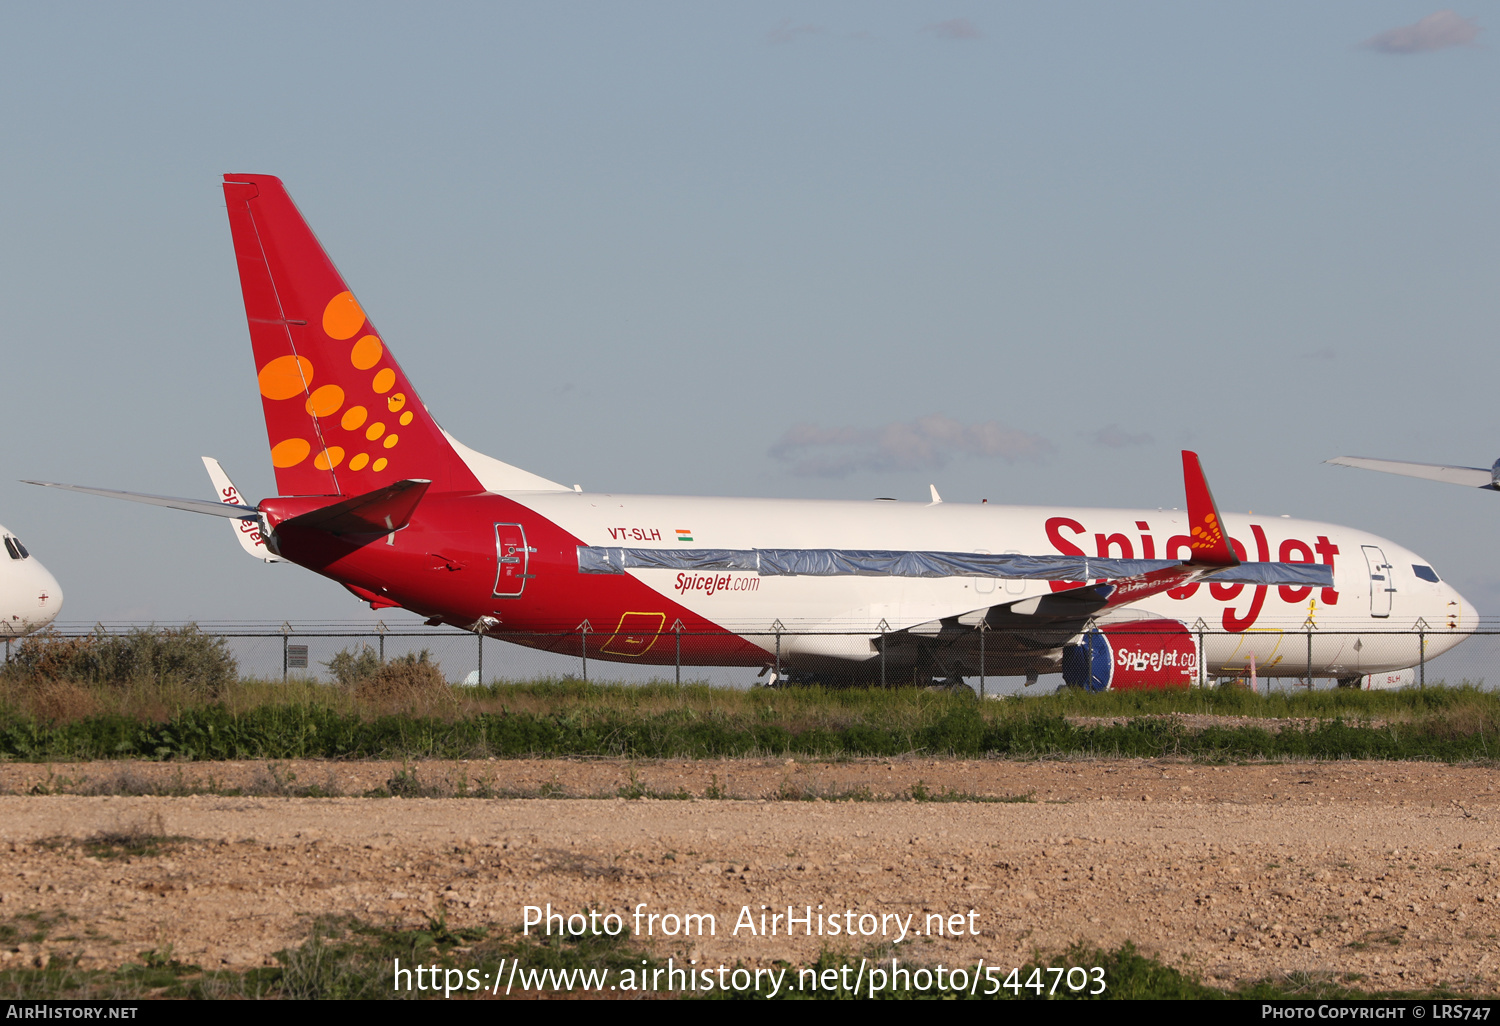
<box><xmin>1359</xmin><ymin>667</ymin><xmax>1417</xmax><ymax>691</ymax></box>
<box><xmin>1061</xmin><ymin>619</ymin><xmax>1198</xmax><ymax>691</ymax></box>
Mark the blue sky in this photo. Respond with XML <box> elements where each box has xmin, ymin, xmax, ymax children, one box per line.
<box><xmin>1</xmin><ymin>3</ymin><xmax>1496</xmax><ymax>625</ymax></box>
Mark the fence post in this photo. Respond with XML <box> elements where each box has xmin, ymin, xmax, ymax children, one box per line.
<box><xmin>4</xmin><ymin>638</ymin><xmax>8</xmax><ymax>664</ymax></box>
<box><xmin>1415</xmin><ymin>617</ymin><xmax>1428</xmax><ymax>687</ymax></box>
<box><xmin>672</xmin><ymin>619</ymin><xmax>684</xmax><ymax>686</ymax></box>
<box><xmin>578</xmin><ymin>620</ymin><xmax>591</xmax><ymax>682</ymax></box>
<box><xmin>477</xmin><ymin>632</ymin><xmax>483</xmax><ymax>686</ymax></box>
<box><xmin>771</xmin><ymin>620</ymin><xmax>783</xmax><ymax>683</ymax></box>
<box><xmin>281</xmin><ymin>621</ymin><xmax>292</xmax><ymax>682</ymax></box>
<box><xmin>878</xmin><ymin>619</ymin><xmax>889</xmax><ymax>687</ymax></box>
<box><xmin>1084</xmin><ymin>621</ymin><xmax>1093</xmax><ymax>690</ymax></box>
<box><xmin>376</xmin><ymin>620</ymin><xmax>387</xmax><ymax>665</ymax></box>
<box><xmin>1193</xmin><ymin>618</ymin><xmax>1207</xmax><ymax>688</ymax></box>
<box><xmin>979</xmin><ymin>621</ymin><xmax>986</xmax><ymax>700</ymax></box>
<box><xmin>1303</xmin><ymin>615</ymin><xmax>1316</xmax><ymax>689</ymax></box>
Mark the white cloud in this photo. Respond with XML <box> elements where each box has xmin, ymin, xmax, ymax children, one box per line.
<box><xmin>1362</xmin><ymin>11</ymin><xmax>1481</xmax><ymax>53</ymax></box>
<box><xmin>770</xmin><ymin>415</ymin><xmax>1053</xmax><ymax>478</ymax></box>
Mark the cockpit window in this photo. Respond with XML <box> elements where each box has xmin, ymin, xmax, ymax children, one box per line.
<box><xmin>3</xmin><ymin>537</ymin><xmax>19</xmax><ymax>560</ymax></box>
<box><xmin>12</xmin><ymin>537</ymin><xmax>27</xmax><ymax>559</ymax></box>
<box><xmin>1412</xmin><ymin>564</ymin><xmax>1440</xmax><ymax>583</ymax></box>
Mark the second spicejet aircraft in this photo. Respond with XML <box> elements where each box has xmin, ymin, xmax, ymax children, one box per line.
<box><xmin>27</xmin><ymin>175</ymin><xmax>1476</xmax><ymax>689</ymax></box>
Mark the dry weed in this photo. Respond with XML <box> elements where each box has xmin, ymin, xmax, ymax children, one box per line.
<box><xmin>352</xmin><ymin>651</ymin><xmax>449</xmax><ymax>703</ymax></box>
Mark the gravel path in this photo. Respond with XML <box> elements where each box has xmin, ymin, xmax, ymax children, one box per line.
<box><xmin>0</xmin><ymin>757</ymin><xmax>1496</xmax><ymax>993</ymax></box>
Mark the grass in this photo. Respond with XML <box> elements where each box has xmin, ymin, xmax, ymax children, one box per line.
<box><xmin>0</xmin><ymin>911</ymin><xmax>69</xmax><ymax>949</ymax></box>
<box><xmin>0</xmin><ymin>677</ymin><xmax>1497</xmax><ymax>763</ymax></box>
<box><xmin>909</xmin><ymin>780</ymin><xmax>1036</xmax><ymax>803</ymax></box>
<box><xmin>4</xmin><ymin>763</ymin><xmax>1043</xmax><ymax>801</ymax></box>
<box><xmin>0</xmin><ymin>917</ymin><xmax>1481</xmax><ymax>1000</ymax></box>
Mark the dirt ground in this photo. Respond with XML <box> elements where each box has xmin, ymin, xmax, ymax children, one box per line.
<box><xmin>0</xmin><ymin>756</ymin><xmax>1497</xmax><ymax>994</ymax></box>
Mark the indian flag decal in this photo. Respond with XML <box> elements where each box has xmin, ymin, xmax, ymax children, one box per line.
<box><xmin>676</xmin><ymin>529</ymin><xmax>693</xmax><ymax>542</ymax></box>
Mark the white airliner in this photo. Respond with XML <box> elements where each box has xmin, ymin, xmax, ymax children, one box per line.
<box><xmin>0</xmin><ymin>523</ymin><xmax>62</xmax><ymax>637</ymax></box>
<box><xmin>25</xmin><ymin>175</ymin><xmax>1475</xmax><ymax>691</ymax></box>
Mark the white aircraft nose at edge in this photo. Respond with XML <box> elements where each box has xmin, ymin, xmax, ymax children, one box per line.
<box><xmin>0</xmin><ymin>522</ymin><xmax>62</xmax><ymax>638</ymax></box>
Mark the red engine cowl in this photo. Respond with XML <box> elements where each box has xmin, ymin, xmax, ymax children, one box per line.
<box><xmin>1061</xmin><ymin>618</ymin><xmax>1198</xmax><ymax>691</ymax></box>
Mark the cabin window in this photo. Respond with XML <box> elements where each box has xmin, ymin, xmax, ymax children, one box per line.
<box><xmin>3</xmin><ymin>537</ymin><xmax>19</xmax><ymax>560</ymax></box>
<box><xmin>1412</xmin><ymin>564</ymin><xmax>1439</xmax><ymax>583</ymax></box>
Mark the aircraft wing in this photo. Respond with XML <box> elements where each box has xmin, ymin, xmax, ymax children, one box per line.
<box><xmin>579</xmin><ymin>546</ymin><xmax>1328</xmax><ymax>587</ymax></box>
<box><xmin>22</xmin><ymin>480</ymin><xmax>262</xmax><ymax>519</ymax></box>
<box><xmin>897</xmin><ymin>557</ymin><xmax>1327</xmax><ymax>639</ymax></box>
<box><xmin>29</xmin><ymin>474</ymin><xmax>432</xmax><ymax>540</ymax></box>
<box><xmin>1326</xmin><ymin>456</ymin><xmax>1497</xmax><ymax>490</ymax></box>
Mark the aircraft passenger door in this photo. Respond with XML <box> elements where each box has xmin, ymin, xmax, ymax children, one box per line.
<box><xmin>1361</xmin><ymin>545</ymin><xmax>1394</xmax><ymax>618</ymax></box>
<box><xmin>494</xmin><ymin>523</ymin><xmax>530</xmax><ymax>598</ymax></box>
<box><xmin>1004</xmin><ymin>550</ymin><xmax>1026</xmax><ymax>595</ymax></box>
<box><xmin>973</xmin><ymin>550</ymin><xmax>995</xmax><ymax>594</ymax></box>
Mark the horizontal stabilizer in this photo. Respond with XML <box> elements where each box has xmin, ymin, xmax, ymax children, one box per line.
<box><xmin>22</xmin><ymin>481</ymin><xmax>261</xmax><ymax>520</ymax></box>
<box><xmin>278</xmin><ymin>479</ymin><xmax>431</xmax><ymax>536</ymax></box>
<box><xmin>578</xmin><ymin>546</ymin><xmax>1332</xmax><ymax>588</ymax></box>
<box><xmin>1326</xmin><ymin>456</ymin><xmax>1496</xmax><ymax>490</ymax></box>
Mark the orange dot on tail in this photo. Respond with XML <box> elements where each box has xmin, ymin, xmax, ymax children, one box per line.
<box><xmin>399</xmin><ymin>411</ymin><xmax>413</xmax><ymax>426</ymax></box>
<box><xmin>387</xmin><ymin>393</ymin><xmax>405</xmax><ymax>412</ymax></box>
<box><xmin>351</xmin><ymin>335</ymin><xmax>383</xmax><ymax>370</ymax></box>
<box><xmin>314</xmin><ymin>446</ymin><xmax>345</xmax><ymax>471</ymax></box>
<box><xmin>372</xmin><ymin>368</ymin><xmax>396</xmax><ymax>394</ymax></box>
<box><xmin>271</xmin><ymin>438</ymin><xmax>311</xmax><ymax>468</ymax></box>
<box><xmin>383</xmin><ymin>434</ymin><xmax>399</xmax><ymax>449</ymax></box>
<box><xmin>323</xmin><ymin>292</ymin><xmax>366</xmax><ymax>340</ymax></box>
<box><xmin>258</xmin><ymin>356</ymin><xmax>313</xmax><ymax>401</ymax></box>
<box><xmin>366</xmin><ymin>422</ymin><xmax>385</xmax><ymax>441</ymax></box>
<box><xmin>305</xmin><ymin>385</ymin><xmax>344</xmax><ymax>418</ymax></box>
<box><xmin>349</xmin><ymin>453</ymin><xmax>370</xmax><ymax>471</ymax></box>
<box><xmin>373</xmin><ymin>457</ymin><xmax>388</xmax><ymax>472</ymax></box>
<box><xmin>341</xmin><ymin>406</ymin><xmax>368</xmax><ymax>431</ymax></box>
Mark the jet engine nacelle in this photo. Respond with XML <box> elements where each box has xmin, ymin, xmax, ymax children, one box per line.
<box><xmin>1061</xmin><ymin>618</ymin><xmax>1198</xmax><ymax>691</ymax></box>
<box><xmin>1359</xmin><ymin>667</ymin><xmax>1417</xmax><ymax>691</ymax></box>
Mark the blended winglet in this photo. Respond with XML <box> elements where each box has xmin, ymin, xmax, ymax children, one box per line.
<box><xmin>202</xmin><ymin>458</ymin><xmax>283</xmax><ymax>563</ymax></box>
<box><xmin>1181</xmin><ymin>450</ymin><xmax>1238</xmax><ymax>567</ymax></box>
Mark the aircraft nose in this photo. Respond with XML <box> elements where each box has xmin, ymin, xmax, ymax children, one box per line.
<box><xmin>1441</xmin><ymin>580</ymin><xmax>1474</xmax><ymax>632</ymax></box>
<box><xmin>31</xmin><ymin>563</ymin><xmax>62</xmax><ymax>629</ymax></box>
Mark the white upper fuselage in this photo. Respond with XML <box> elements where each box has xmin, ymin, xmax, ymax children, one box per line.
<box><xmin>0</xmin><ymin>522</ymin><xmax>62</xmax><ymax>637</ymax></box>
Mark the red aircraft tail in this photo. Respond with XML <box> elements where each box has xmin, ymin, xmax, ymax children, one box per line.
<box><xmin>222</xmin><ymin>174</ymin><xmax>482</xmax><ymax>497</ymax></box>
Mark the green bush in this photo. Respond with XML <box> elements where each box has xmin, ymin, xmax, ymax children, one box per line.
<box><xmin>322</xmin><ymin>645</ymin><xmax>383</xmax><ymax>688</ymax></box>
<box><xmin>2</xmin><ymin>626</ymin><xmax>237</xmax><ymax>698</ymax></box>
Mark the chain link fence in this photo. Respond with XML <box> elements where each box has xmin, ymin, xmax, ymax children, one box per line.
<box><xmin>8</xmin><ymin>620</ymin><xmax>1497</xmax><ymax>696</ymax></box>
